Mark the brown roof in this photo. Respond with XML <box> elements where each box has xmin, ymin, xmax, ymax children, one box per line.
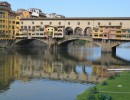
<box><xmin>99</xmin><ymin>25</ymin><xmax>122</xmax><ymax>27</ymax></box>
<box><xmin>21</xmin><ymin>17</ymin><xmax>130</xmax><ymax>20</ymax></box>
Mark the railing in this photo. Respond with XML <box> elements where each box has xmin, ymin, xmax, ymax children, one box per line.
<box><xmin>64</xmin><ymin>35</ymin><xmax>92</xmax><ymax>39</ymax></box>
<box><xmin>57</xmin><ymin>35</ymin><xmax>93</xmax><ymax>43</ymax></box>
<box><xmin>0</xmin><ymin>37</ymin><xmax>15</xmax><ymax>40</ymax></box>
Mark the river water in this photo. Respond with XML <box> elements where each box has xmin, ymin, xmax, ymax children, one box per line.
<box><xmin>0</xmin><ymin>42</ymin><xmax>130</xmax><ymax>100</ymax></box>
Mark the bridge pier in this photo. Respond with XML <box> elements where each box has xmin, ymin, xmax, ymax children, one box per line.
<box><xmin>0</xmin><ymin>39</ymin><xmax>15</xmax><ymax>48</ymax></box>
<box><xmin>101</xmin><ymin>39</ymin><xmax>112</xmax><ymax>53</ymax></box>
<box><xmin>48</xmin><ymin>39</ymin><xmax>59</xmax><ymax>52</ymax></box>
<box><xmin>112</xmin><ymin>47</ymin><xmax>116</xmax><ymax>56</ymax></box>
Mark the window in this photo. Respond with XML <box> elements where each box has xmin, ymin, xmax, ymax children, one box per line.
<box><xmin>55</xmin><ymin>28</ymin><xmax>58</xmax><ymax>31</ymax></box>
<box><xmin>58</xmin><ymin>29</ymin><xmax>62</xmax><ymax>32</ymax></box>
<box><xmin>17</xmin><ymin>17</ymin><xmax>19</xmax><ymax>19</ymax></box>
<box><xmin>109</xmin><ymin>22</ymin><xmax>111</xmax><ymax>26</ymax></box>
<box><xmin>36</xmin><ymin>33</ymin><xmax>39</xmax><ymax>35</ymax></box>
<box><xmin>21</xmin><ymin>26</ymin><xmax>23</xmax><ymax>29</ymax></box>
<box><xmin>32</xmin><ymin>26</ymin><xmax>35</xmax><ymax>29</ymax></box>
<box><xmin>24</xmin><ymin>26</ymin><xmax>27</xmax><ymax>29</ymax></box>
<box><xmin>99</xmin><ymin>34</ymin><xmax>103</xmax><ymax>37</ymax></box>
<box><xmin>40</xmin><ymin>33</ymin><xmax>43</xmax><ymax>35</ymax></box>
<box><xmin>95</xmin><ymin>30</ymin><xmax>98</xmax><ymax>32</ymax></box>
<box><xmin>21</xmin><ymin>21</ymin><xmax>23</xmax><ymax>24</ymax></box>
<box><xmin>12</xmin><ymin>26</ymin><xmax>14</xmax><ymax>29</ymax></box>
<box><xmin>58</xmin><ymin>22</ymin><xmax>61</xmax><ymax>25</ymax></box>
<box><xmin>122</xmin><ymin>30</ymin><xmax>126</xmax><ymax>33</ymax></box>
<box><xmin>94</xmin><ymin>34</ymin><xmax>98</xmax><ymax>37</ymax></box>
<box><xmin>77</xmin><ymin>22</ymin><xmax>80</xmax><ymax>25</ymax></box>
<box><xmin>16</xmin><ymin>22</ymin><xmax>19</xmax><ymax>24</ymax></box>
<box><xmin>100</xmin><ymin>30</ymin><xmax>103</xmax><ymax>32</ymax></box>
<box><xmin>88</xmin><ymin>22</ymin><xmax>90</xmax><ymax>25</ymax></box>
<box><xmin>98</xmin><ymin>22</ymin><xmax>100</xmax><ymax>25</ymax></box>
<box><xmin>128</xmin><ymin>30</ymin><xmax>130</xmax><ymax>33</ymax></box>
<box><xmin>41</xmin><ymin>22</ymin><xmax>43</xmax><ymax>25</ymax></box>
<box><xmin>32</xmin><ymin>21</ymin><xmax>34</xmax><ymax>24</ymax></box>
<box><xmin>120</xmin><ymin>22</ymin><xmax>122</xmax><ymax>26</ymax></box>
<box><xmin>28</xmin><ymin>26</ymin><xmax>31</xmax><ymax>29</ymax></box>
<box><xmin>68</xmin><ymin>22</ymin><xmax>70</xmax><ymax>25</ymax></box>
<box><xmin>40</xmin><ymin>28</ymin><xmax>44</xmax><ymax>31</ymax></box>
<box><xmin>50</xmin><ymin>22</ymin><xmax>52</xmax><ymax>25</ymax></box>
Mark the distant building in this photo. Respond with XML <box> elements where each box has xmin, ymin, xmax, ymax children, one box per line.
<box><xmin>16</xmin><ymin>8</ymin><xmax>26</xmax><ymax>13</ymax></box>
<box><xmin>28</xmin><ymin>8</ymin><xmax>46</xmax><ymax>18</ymax></box>
<box><xmin>0</xmin><ymin>1</ymin><xmax>66</xmax><ymax>38</ymax></box>
<box><xmin>46</xmin><ymin>13</ymin><xmax>65</xmax><ymax>18</ymax></box>
<box><xmin>0</xmin><ymin>1</ymin><xmax>11</xmax><ymax>11</ymax></box>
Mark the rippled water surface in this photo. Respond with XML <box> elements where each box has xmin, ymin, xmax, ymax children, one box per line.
<box><xmin>0</xmin><ymin>42</ymin><xmax>130</xmax><ymax>100</ymax></box>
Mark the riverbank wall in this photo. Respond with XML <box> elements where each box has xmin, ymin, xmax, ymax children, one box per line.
<box><xmin>0</xmin><ymin>39</ymin><xmax>47</xmax><ymax>48</ymax></box>
<box><xmin>0</xmin><ymin>40</ymin><xmax>15</xmax><ymax>48</ymax></box>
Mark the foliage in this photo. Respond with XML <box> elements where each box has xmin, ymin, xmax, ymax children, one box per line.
<box><xmin>108</xmin><ymin>75</ymin><xmax>115</xmax><ymax>80</ymax></box>
<box><xmin>76</xmin><ymin>72</ymin><xmax>130</xmax><ymax>100</ymax></box>
<box><xmin>87</xmin><ymin>94</ymin><xmax>95</xmax><ymax>100</ymax></box>
<box><xmin>101</xmin><ymin>81</ymin><xmax>108</xmax><ymax>86</ymax></box>
<box><xmin>98</xmin><ymin>94</ymin><xmax>112</xmax><ymax>100</ymax></box>
<box><xmin>115</xmin><ymin>73</ymin><xmax>120</xmax><ymax>77</ymax></box>
<box><xmin>89</xmin><ymin>87</ymin><xmax>99</xmax><ymax>94</ymax></box>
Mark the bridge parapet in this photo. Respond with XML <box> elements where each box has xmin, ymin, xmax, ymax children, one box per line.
<box><xmin>58</xmin><ymin>35</ymin><xmax>93</xmax><ymax>45</ymax></box>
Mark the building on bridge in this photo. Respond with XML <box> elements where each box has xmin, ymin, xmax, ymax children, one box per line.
<box><xmin>20</xmin><ymin>17</ymin><xmax>130</xmax><ymax>36</ymax></box>
<box><xmin>93</xmin><ymin>25</ymin><xmax>130</xmax><ymax>40</ymax></box>
<box><xmin>17</xmin><ymin>24</ymin><xmax>65</xmax><ymax>39</ymax></box>
<box><xmin>18</xmin><ymin>17</ymin><xmax>130</xmax><ymax>53</ymax></box>
<box><xmin>44</xmin><ymin>25</ymin><xmax>64</xmax><ymax>38</ymax></box>
<box><xmin>19</xmin><ymin>17</ymin><xmax>130</xmax><ymax>40</ymax></box>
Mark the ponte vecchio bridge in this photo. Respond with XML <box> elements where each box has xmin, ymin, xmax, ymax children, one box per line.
<box><xmin>1</xmin><ymin>17</ymin><xmax>130</xmax><ymax>53</ymax></box>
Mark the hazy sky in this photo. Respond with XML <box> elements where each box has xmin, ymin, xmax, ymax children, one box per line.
<box><xmin>5</xmin><ymin>0</ymin><xmax>130</xmax><ymax>17</ymax></box>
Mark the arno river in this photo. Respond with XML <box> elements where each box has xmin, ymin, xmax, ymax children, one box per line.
<box><xmin>0</xmin><ymin>41</ymin><xmax>130</xmax><ymax>100</ymax></box>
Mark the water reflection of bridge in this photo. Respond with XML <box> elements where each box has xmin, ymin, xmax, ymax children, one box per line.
<box><xmin>0</xmin><ymin>48</ymin><xmax>130</xmax><ymax>92</ymax></box>
<box><xmin>17</xmin><ymin>48</ymin><xmax>130</xmax><ymax>83</ymax></box>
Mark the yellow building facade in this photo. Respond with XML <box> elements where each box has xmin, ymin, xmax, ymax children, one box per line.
<box><xmin>9</xmin><ymin>12</ymin><xmax>16</xmax><ymax>38</ymax></box>
<box><xmin>0</xmin><ymin>2</ymin><xmax>17</xmax><ymax>38</ymax></box>
<box><xmin>45</xmin><ymin>25</ymin><xmax>55</xmax><ymax>37</ymax></box>
<box><xmin>0</xmin><ymin>3</ymin><xmax>10</xmax><ymax>37</ymax></box>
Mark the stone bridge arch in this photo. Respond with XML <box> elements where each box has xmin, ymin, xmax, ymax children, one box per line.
<box><xmin>84</xmin><ymin>27</ymin><xmax>92</xmax><ymax>36</ymax></box>
<box><xmin>74</xmin><ymin>65</ymin><xmax>83</xmax><ymax>74</ymax></box>
<box><xmin>58</xmin><ymin>37</ymin><xmax>102</xmax><ymax>47</ymax></box>
<box><xmin>111</xmin><ymin>41</ymin><xmax>130</xmax><ymax>53</ymax></box>
<box><xmin>15</xmin><ymin>38</ymin><xmax>50</xmax><ymax>46</ymax></box>
<box><xmin>65</xmin><ymin>27</ymin><xmax>73</xmax><ymax>35</ymax></box>
<box><xmin>111</xmin><ymin>42</ymin><xmax>130</xmax><ymax>48</ymax></box>
<box><xmin>74</xmin><ymin>27</ymin><xmax>83</xmax><ymax>35</ymax></box>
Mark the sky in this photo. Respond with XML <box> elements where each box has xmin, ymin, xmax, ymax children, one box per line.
<box><xmin>5</xmin><ymin>0</ymin><xmax>130</xmax><ymax>17</ymax></box>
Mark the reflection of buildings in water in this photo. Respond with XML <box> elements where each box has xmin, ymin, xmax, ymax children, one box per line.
<box><xmin>0</xmin><ymin>47</ymin><xmax>130</xmax><ymax>92</ymax></box>
<box><xmin>18</xmin><ymin>57</ymin><xmax>108</xmax><ymax>83</ymax></box>
<box><xmin>67</xmin><ymin>45</ymin><xmax>93</xmax><ymax>61</ymax></box>
<box><xmin>0</xmin><ymin>52</ymin><xmax>19</xmax><ymax>92</ymax></box>
<box><xmin>18</xmin><ymin>57</ymin><xmax>91</xmax><ymax>82</ymax></box>
<box><xmin>67</xmin><ymin>43</ymin><xmax>101</xmax><ymax>61</ymax></box>
<box><xmin>92</xmin><ymin>65</ymin><xmax>109</xmax><ymax>77</ymax></box>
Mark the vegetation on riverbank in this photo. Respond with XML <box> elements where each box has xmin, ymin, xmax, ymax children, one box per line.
<box><xmin>76</xmin><ymin>71</ymin><xmax>130</xmax><ymax>100</ymax></box>
<box><xmin>73</xmin><ymin>40</ymin><xmax>88</xmax><ymax>45</ymax></box>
